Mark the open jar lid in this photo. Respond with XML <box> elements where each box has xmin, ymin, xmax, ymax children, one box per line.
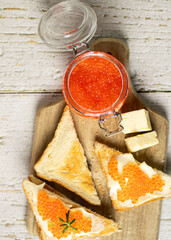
<box><xmin>38</xmin><ymin>1</ymin><xmax>97</xmax><ymax>51</ymax></box>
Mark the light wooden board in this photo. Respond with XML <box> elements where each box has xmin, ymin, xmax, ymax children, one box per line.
<box><xmin>0</xmin><ymin>93</ymin><xmax>170</xmax><ymax>240</ymax></box>
<box><xmin>26</xmin><ymin>38</ymin><xmax>169</xmax><ymax>240</ymax></box>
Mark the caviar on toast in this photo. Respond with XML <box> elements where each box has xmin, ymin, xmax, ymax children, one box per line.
<box><xmin>95</xmin><ymin>141</ymin><xmax>171</xmax><ymax>211</ymax></box>
<box><xmin>23</xmin><ymin>177</ymin><xmax>119</xmax><ymax>240</ymax></box>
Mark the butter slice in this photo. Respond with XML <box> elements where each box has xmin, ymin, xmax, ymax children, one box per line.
<box><xmin>122</xmin><ymin>109</ymin><xmax>152</xmax><ymax>134</ymax></box>
<box><xmin>125</xmin><ymin>131</ymin><xmax>159</xmax><ymax>152</ymax></box>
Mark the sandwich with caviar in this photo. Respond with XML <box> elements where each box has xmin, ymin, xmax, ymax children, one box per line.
<box><xmin>23</xmin><ymin>176</ymin><xmax>119</xmax><ymax>240</ymax></box>
<box><xmin>95</xmin><ymin>141</ymin><xmax>171</xmax><ymax>211</ymax></box>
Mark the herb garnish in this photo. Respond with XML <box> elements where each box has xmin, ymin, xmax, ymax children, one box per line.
<box><xmin>59</xmin><ymin>210</ymin><xmax>78</xmax><ymax>233</ymax></box>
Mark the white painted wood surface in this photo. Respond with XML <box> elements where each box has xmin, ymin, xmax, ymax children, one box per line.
<box><xmin>0</xmin><ymin>0</ymin><xmax>170</xmax><ymax>239</ymax></box>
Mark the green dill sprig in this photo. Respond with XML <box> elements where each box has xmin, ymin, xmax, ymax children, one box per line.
<box><xmin>59</xmin><ymin>210</ymin><xmax>78</xmax><ymax>233</ymax></box>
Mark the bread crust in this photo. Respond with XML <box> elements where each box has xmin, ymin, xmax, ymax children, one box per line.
<box><xmin>23</xmin><ymin>176</ymin><xmax>119</xmax><ymax>240</ymax></box>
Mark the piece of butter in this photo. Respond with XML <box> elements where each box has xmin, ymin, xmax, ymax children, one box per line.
<box><xmin>122</xmin><ymin>109</ymin><xmax>152</xmax><ymax>134</ymax></box>
<box><xmin>125</xmin><ymin>131</ymin><xmax>159</xmax><ymax>152</ymax></box>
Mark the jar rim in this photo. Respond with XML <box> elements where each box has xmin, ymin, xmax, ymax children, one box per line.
<box><xmin>38</xmin><ymin>1</ymin><xmax>97</xmax><ymax>51</ymax></box>
<box><xmin>62</xmin><ymin>51</ymin><xmax>129</xmax><ymax>118</ymax></box>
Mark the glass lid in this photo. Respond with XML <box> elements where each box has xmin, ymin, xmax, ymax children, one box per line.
<box><xmin>38</xmin><ymin>1</ymin><xmax>97</xmax><ymax>51</ymax></box>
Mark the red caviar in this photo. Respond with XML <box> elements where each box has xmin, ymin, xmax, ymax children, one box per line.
<box><xmin>63</xmin><ymin>52</ymin><xmax>129</xmax><ymax>118</ymax></box>
<box><xmin>69</xmin><ymin>56</ymin><xmax>122</xmax><ymax>111</ymax></box>
<box><xmin>108</xmin><ymin>158</ymin><xmax>165</xmax><ymax>204</ymax></box>
<box><xmin>37</xmin><ymin>190</ymin><xmax>92</xmax><ymax>239</ymax></box>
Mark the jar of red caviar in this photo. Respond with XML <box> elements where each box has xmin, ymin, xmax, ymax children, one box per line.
<box><xmin>38</xmin><ymin>1</ymin><xmax>129</xmax><ymax>136</ymax></box>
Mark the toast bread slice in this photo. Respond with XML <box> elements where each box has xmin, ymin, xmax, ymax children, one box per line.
<box><xmin>94</xmin><ymin>141</ymin><xmax>171</xmax><ymax>211</ymax></box>
<box><xmin>34</xmin><ymin>106</ymin><xmax>100</xmax><ymax>205</ymax></box>
<box><xmin>23</xmin><ymin>176</ymin><xmax>119</xmax><ymax>240</ymax></box>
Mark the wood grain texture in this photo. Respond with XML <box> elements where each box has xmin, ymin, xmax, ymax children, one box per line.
<box><xmin>0</xmin><ymin>0</ymin><xmax>170</xmax><ymax>92</ymax></box>
<box><xmin>26</xmin><ymin>39</ymin><xmax>169</xmax><ymax>240</ymax></box>
<box><xmin>0</xmin><ymin>0</ymin><xmax>170</xmax><ymax>239</ymax></box>
<box><xmin>0</xmin><ymin>93</ymin><xmax>170</xmax><ymax>240</ymax></box>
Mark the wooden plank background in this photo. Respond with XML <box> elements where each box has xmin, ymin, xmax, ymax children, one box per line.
<box><xmin>0</xmin><ymin>0</ymin><xmax>170</xmax><ymax>239</ymax></box>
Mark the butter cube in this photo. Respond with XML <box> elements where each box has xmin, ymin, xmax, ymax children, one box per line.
<box><xmin>122</xmin><ymin>109</ymin><xmax>152</xmax><ymax>134</ymax></box>
<box><xmin>125</xmin><ymin>131</ymin><xmax>159</xmax><ymax>152</ymax></box>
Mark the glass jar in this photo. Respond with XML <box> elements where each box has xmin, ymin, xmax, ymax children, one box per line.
<box><xmin>38</xmin><ymin>1</ymin><xmax>130</xmax><ymax>136</ymax></box>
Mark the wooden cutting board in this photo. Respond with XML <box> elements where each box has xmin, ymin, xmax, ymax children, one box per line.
<box><xmin>26</xmin><ymin>38</ymin><xmax>169</xmax><ymax>240</ymax></box>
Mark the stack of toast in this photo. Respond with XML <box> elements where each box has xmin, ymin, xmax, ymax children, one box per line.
<box><xmin>23</xmin><ymin>106</ymin><xmax>171</xmax><ymax>240</ymax></box>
